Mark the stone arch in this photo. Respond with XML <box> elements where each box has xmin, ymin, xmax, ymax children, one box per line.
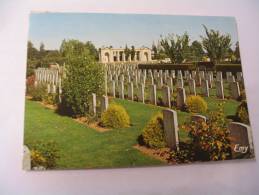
<box><xmin>104</xmin><ymin>52</ymin><xmax>110</xmax><ymax>63</ymax></box>
<box><xmin>144</xmin><ymin>52</ymin><xmax>149</xmax><ymax>61</ymax></box>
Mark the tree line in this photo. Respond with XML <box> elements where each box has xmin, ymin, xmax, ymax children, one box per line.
<box><xmin>27</xmin><ymin>25</ymin><xmax>241</xmax><ymax>76</ymax></box>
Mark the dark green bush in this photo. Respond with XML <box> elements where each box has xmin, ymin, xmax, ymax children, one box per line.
<box><xmin>142</xmin><ymin>113</ymin><xmax>166</xmax><ymax>149</ymax></box>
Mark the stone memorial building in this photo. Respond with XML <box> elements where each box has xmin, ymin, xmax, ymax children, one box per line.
<box><xmin>99</xmin><ymin>47</ymin><xmax>152</xmax><ymax>63</ymax></box>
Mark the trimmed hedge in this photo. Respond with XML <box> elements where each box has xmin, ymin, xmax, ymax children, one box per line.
<box><xmin>101</xmin><ymin>104</ymin><xmax>130</xmax><ymax>128</ymax></box>
<box><xmin>142</xmin><ymin>113</ymin><xmax>166</xmax><ymax>149</ymax></box>
<box><xmin>186</xmin><ymin>95</ymin><xmax>208</xmax><ymax>114</ymax></box>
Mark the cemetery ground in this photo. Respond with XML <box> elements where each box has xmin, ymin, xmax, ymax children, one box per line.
<box><xmin>24</xmin><ymin>91</ymin><xmax>239</xmax><ymax>169</ymax></box>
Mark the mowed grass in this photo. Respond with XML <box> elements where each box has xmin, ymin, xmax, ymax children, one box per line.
<box><xmin>24</xmin><ymin>99</ymin><xmax>165</xmax><ymax>169</ymax></box>
<box><xmin>24</xmin><ymin>92</ymin><xmax>240</xmax><ymax>169</ymax></box>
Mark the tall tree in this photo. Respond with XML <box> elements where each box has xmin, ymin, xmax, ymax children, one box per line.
<box><xmin>160</xmin><ymin>32</ymin><xmax>190</xmax><ymax>64</ymax></box>
<box><xmin>124</xmin><ymin>44</ymin><xmax>131</xmax><ymax>60</ymax></box>
<box><xmin>190</xmin><ymin>40</ymin><xmax>204</xmax><ymax>62</ymax></box>
<box><xmin>201</xmin><ymin>25</ymin><xmax>232</xmax><ymax>64</ymax></box>
<box><xmin>131</xmin><ymin>46</ymin><xmax>135</xmax><ymax>60</ymax></box>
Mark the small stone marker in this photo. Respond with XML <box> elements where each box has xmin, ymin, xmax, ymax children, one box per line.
<box><xmin>176</xmin><ymin>87</ymin><xmax>186</xmax><ymax>109</ymax></box>
<box><xmin>138</xmin><ymin>83</ymin><xmax>145</xmax><ymax>103</ymax></box>
<box><xmin>112</xmin><ymin>80</ymin><xmax>116</xmax><ymax>98</ymax></box>
<box><xmin>128</xmin><ymin>82</ymin><xmax>134</xmax><ymax>101</ymax></box>
<box><xmin>188</xmin><ymin>79</ymin><xmax>196</xmax><ymax>96</ymax></box>
<box><xmin>162</xmin><ymin>85</ymin><xmax>171</xmax><ymax>107</ymax></box>
<box><xmin>119</xmin><ymin>81</ymin><xmax>125</xmax><ymax>99</ymax></box>
<box><xmin>191</xmin><ymin>114</ymin><xmax>207</xmax><ymax>123</ymax></box>
<box><xmin>47</xmin><ymin>84</ymin><xmax>51</xmax><ymax>93</ymax></box>
<box><xmin>215</xmin><ymin>80</ymin><xmax>224</xmax><ymax>99</ymax></box>
<box><xmin>150</xmin><ymin>84</ymin><xmax>157</xmax><ymax>105</ymax></box>
<box><xmin>230</xmin><ymin>81</ymin><xmax>240</xmax><ymax>100</ymax></box>
<box><xmin>162</xmin><ymin>109</ymin><xmax>179</xmax><ymax>150</ymax></box>
<box><xmin>228</xmin><ymin>122</ymin><xmax>254</xmax><ymax>159</ymax></box>
<box><xmin>166</xmin><ymin>77</ymin><xmax>174</xmax><ymax>93</ymax></box>
<box><xmin>201</xmin><ymin>80</ymin><xmax>209</xmax><ymax>97</ymax></box>
<box><xmin>91</xmin><ymin>93</ymin><xmax>97</xmax><ymax>116</ymax></box>
<box><xmin>23</xmin><ymin>145</ymin><xmax>31</xmax><ymax>171</ymax></box>
<box><xmin>100</xmin><ymin>95</ymin><xmax>109</xmax><ymax>112</ymax></box>
<box><xmin>216</xmin><ymin>72</ymin><xmax>223</xmax><ymax>81</ymax></box>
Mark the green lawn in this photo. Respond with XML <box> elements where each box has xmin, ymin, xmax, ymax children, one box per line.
<box><xmin>24</xmin><ymin>92</ymin><xmax>240</xmax><ymax>169</ymax></box>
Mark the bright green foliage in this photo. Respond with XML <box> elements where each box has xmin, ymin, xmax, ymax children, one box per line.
<box><xmin>186</xmin><ymin>95</ymin><xmax>208</xmax><ymax>113</ymax></box>
<box><xmin>236</xmin><ymin>100</ymin><xmax>250</xmax><ymax>124</ymax></box>
<box><xmin>58</xmin><ymin>40</ymin><xmax>104</xmax><ymax>117</ymax></box>
<box><xmin>201</xmin><ymin>25</ymin><xmax>232</xmax><ymax>64</ymax></box>
<box><xmin>190</xmin><ymin>40</ymin><xmax>204</xmax><ymax>62</ymax></box>
<box><xmin>101</xmin><ymin>104</ymin><xmax>130</xmax><ymax>128</ymax></box>
<box><xmin>29</xmin><ymin>140</ymin><xmax>60</xmax><ymax>169</ymax></box>
<box><xmin>142</xmin><ymin>113</ymin><xmax>166</xmax><ymax>148</ymax></box>
<box><xmin>160</xmin><ymin>32</ymin><xmax>190</xmax><ymax>64</ymax></box>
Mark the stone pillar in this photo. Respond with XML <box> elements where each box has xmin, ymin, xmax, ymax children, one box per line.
<box><xmin>230</xmin><ymin>82</ymin><xmax>240</xmax><ymax>100</ymax></box>
<box><xmin>119</xmin><ymin>80</ymin><xmax>124</xmax><ymax>99</ymax></box>
<box><xmin>228</xmin><ymin>122</ymin><xmax>254</xmax><ymax>159</ymax></box>
<box><xmin>162</xmin><ymin>109</ymin><xmax>179</xmax><ymax>150</ymax></box>
<box><xmin>128</xmin><ymin>54</ymin><xmax>132</xmax><ymax>62</ymax></box>
<box><xmin>116</xmin><ymin>51</ymin><xmax>120</xmax><ymax>62</ymax></box>
<box><xmin>188</xmin><ymin>79</ymin><xmax>196</xmax><ymax>96</ymax></box>
<box><xmin>215</xmin><ymin>81</ymin><xmax>224</xmax><ymax>99</ymax></box>
<box><xmin>149</xmin><ymin>84</ymin><xmax>157</xmax><ymax>105</ymax></box>
<box><xmin>128</xmin><ymin>82</ymin><xmax>134</xmax><ymax>101</ymax></box>
<box><xmin>201</xmin><ymin>80</ymin><xmax>209</xmax><ymax>97</ymax></box>
<box><xmin>138</xmin><ymin>83</ymin><xmax>145</xmax><ymax>103</ymax></box>
<box><xmin>133</xmin><ymin>52</ymin><xmax>137</xmax><ymax>61</ymax></box>
<box><xmin>122</xmin><ymin>52</ymin><xmax>126</xmax><ymax>62</ymax></box>
<box><xmin>23</xmin><ymin>145</ymin><xmax>31</xmax><ymax>170</ymax></box>
<box><xmin>162</xmin><ymin>85</ymin><xmax>171</xmax><ymax>107</ymax></box>
<box><xmin>176</xmin><ymin>87</ymin><xmax>186</xmax><ymax>109</ymax></box>
<box><xmin>101</xmin><ymin>95</ymin><xmax>109</xmax><ymax>113</ymax></box>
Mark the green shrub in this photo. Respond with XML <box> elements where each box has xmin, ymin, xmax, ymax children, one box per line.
<box><xmin>28</xmin><ymin>84</ymin><xmax>47</xmax><ymax>101</ymax></box>
<box><xmin>236</xmin><ymin>100</ymin><xmax>250</xmax><ymax>124</ymax></box>
<box><xmin>43</xmin><ymin>94</ymin><xmax>58</xmax><ymax>105</ymax></box>
<box><xmin>29</xmin><ymin>140</ymin><xmax>60</xmax><ymax>169</ymax></box>
<box><xmin>59</xmin><ymin>56</ymin><xmax>104</xmax><ymax>117</ymax></box>
<box><xmin>183</xmin><ymin>103</ymin><xmax>231</xmax><ymax>161</ymax></box>
<box><xmin>186</xmin><ymin>95</ymin><xmax>207</xmax><ymax>113</ymax></box>
<box><xmin>142</xmin><ymin>113</ymin><xmax>166</xmax><ymax>149</ymax></box>
<box><xmin>101</xmin><ymin>104</ymin><xmax>130</xmax><ymax>128</ymax></box>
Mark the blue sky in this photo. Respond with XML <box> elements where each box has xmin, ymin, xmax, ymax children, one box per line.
<box><xmin>29</xmin><ymin>13</ymin><xmax>238</xmax><ymax>50</ymax></box>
